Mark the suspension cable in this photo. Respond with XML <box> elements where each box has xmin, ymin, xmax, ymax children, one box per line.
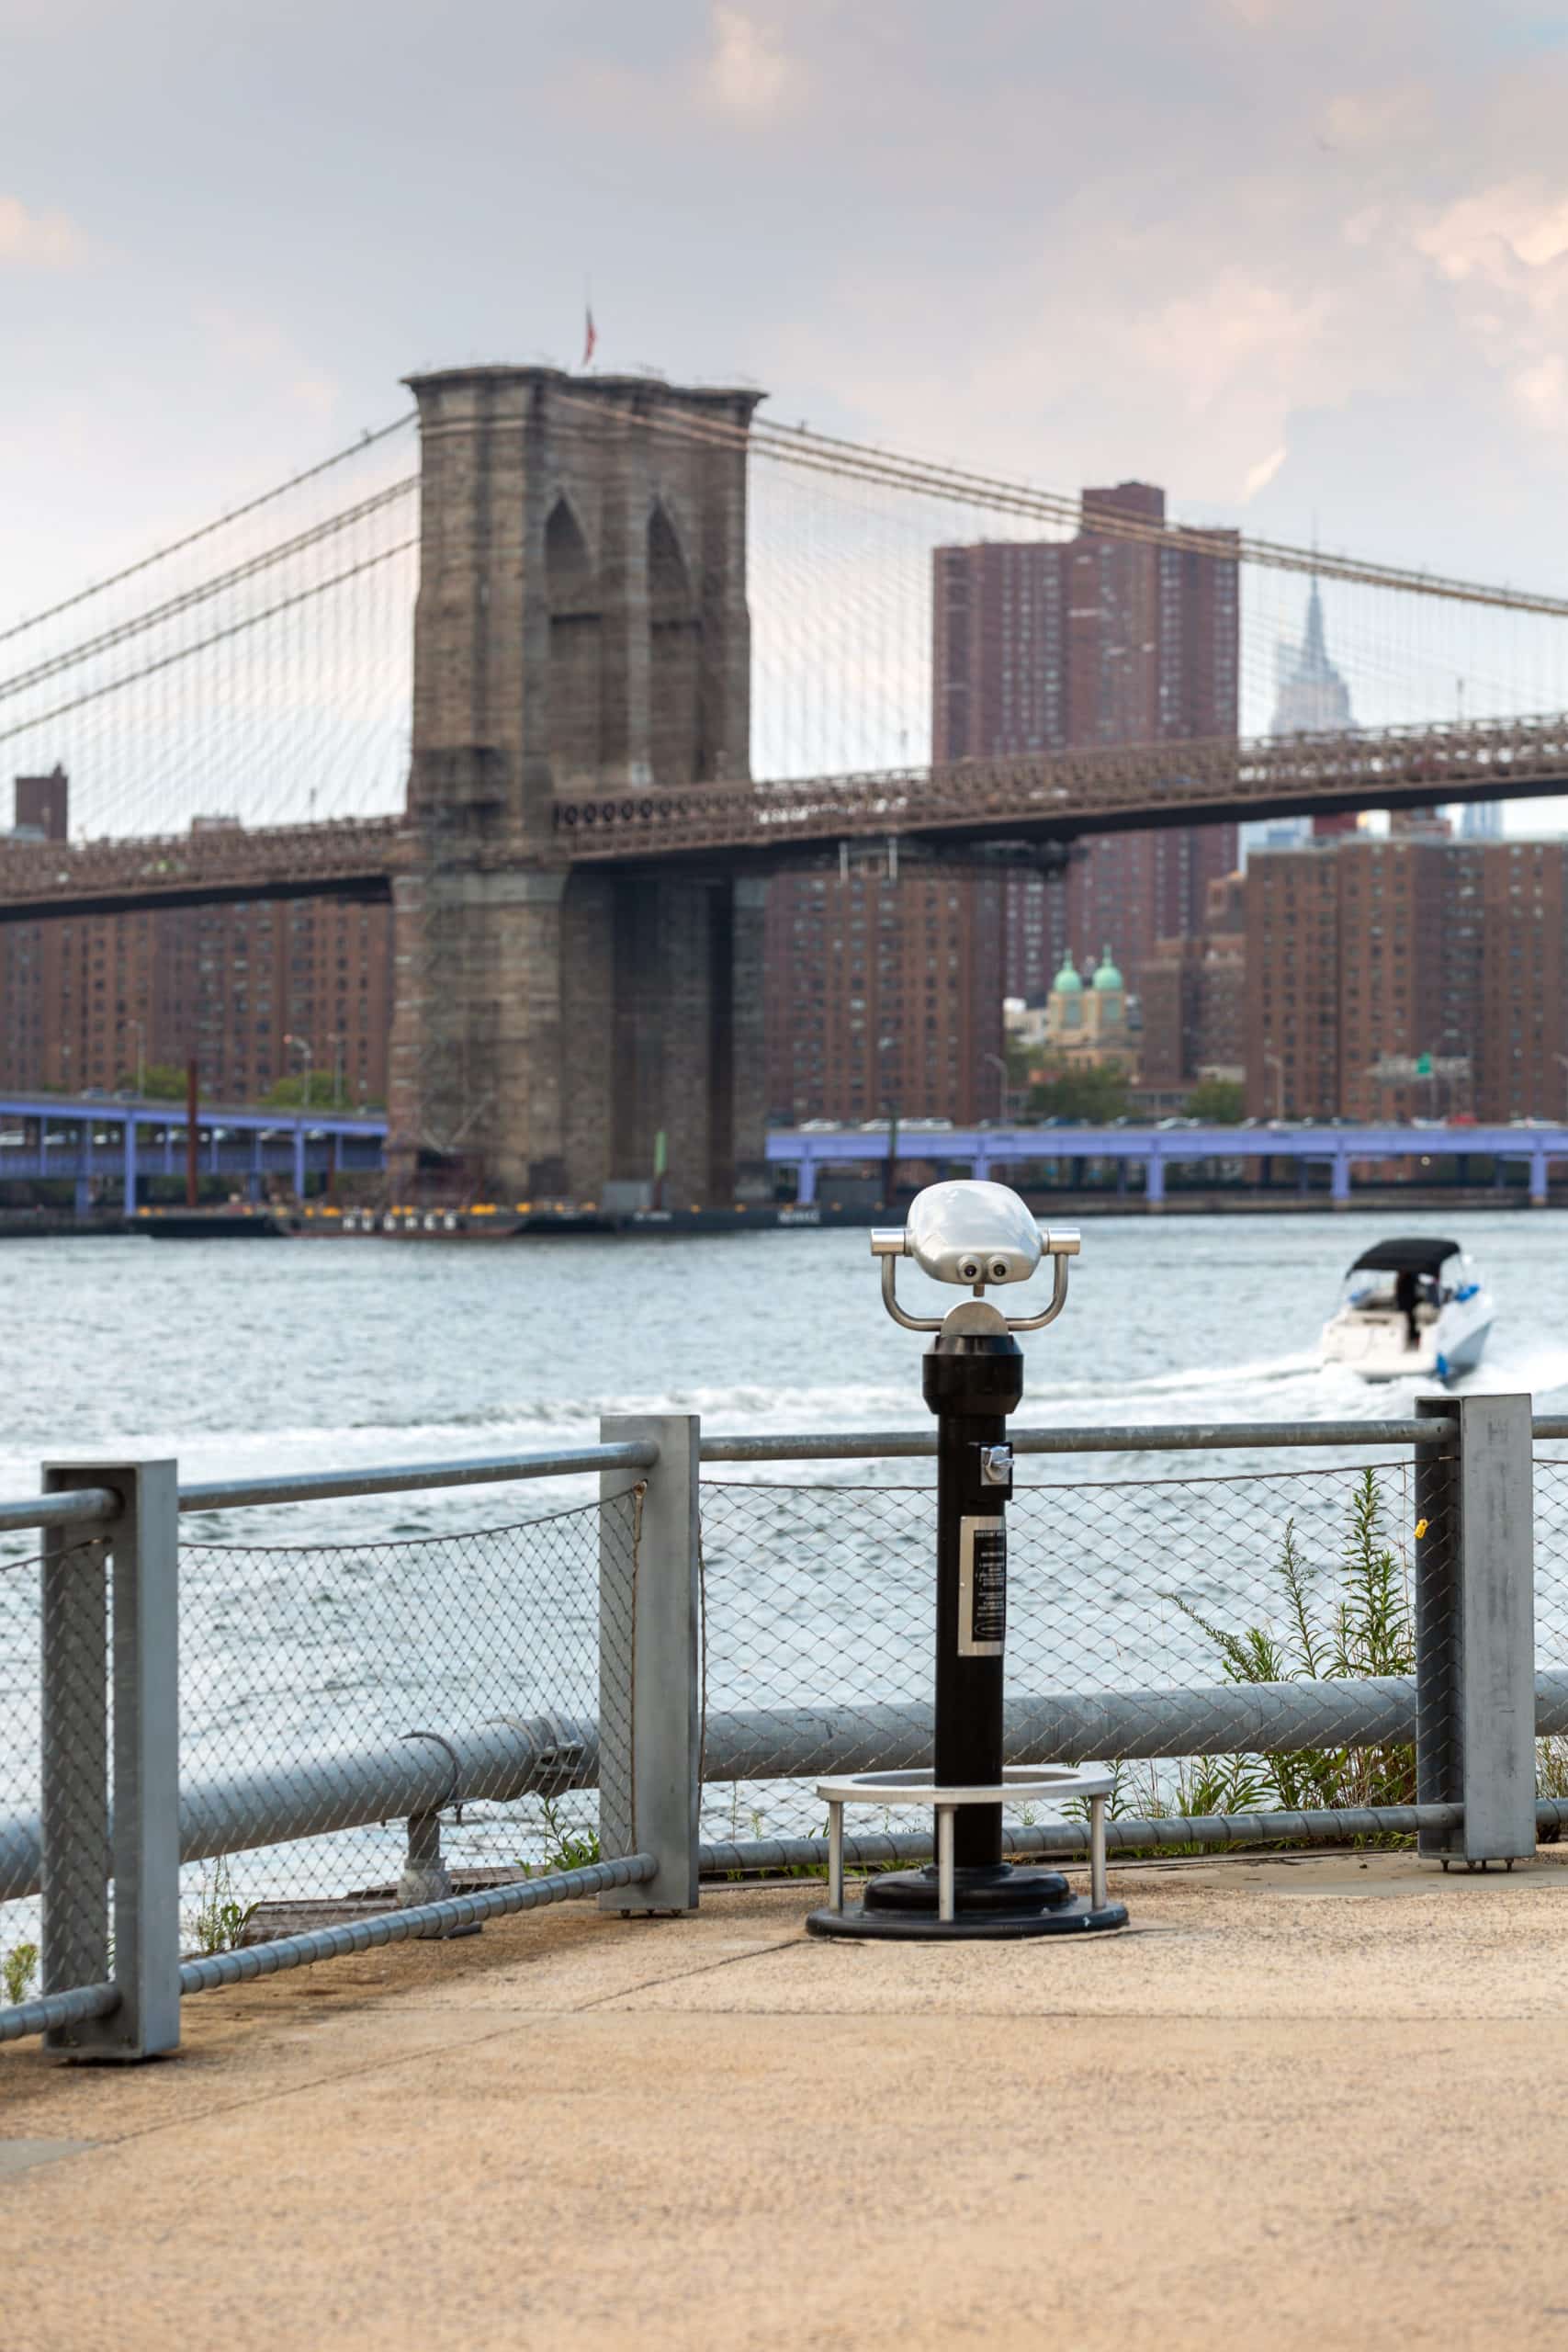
<box><xmin>0</xmin><ymin>413</ymin><xmax>417</xmax><ymax>648</ymax></box>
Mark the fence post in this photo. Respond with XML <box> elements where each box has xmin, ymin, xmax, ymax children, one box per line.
<box><xmin>1415</xmin><ymin>1396</ymin><xmax>1535</xmax><ymax>1867</ymax></box>
<box><xmin>42</xmin><ymin>1459</ymin><xmax>181</xmax><ymax>2058</ymax></box>
<box><xmin>598</xmin><ymin>1414</ymin><xmax>700</xmax><ymax>1915</ymax></box>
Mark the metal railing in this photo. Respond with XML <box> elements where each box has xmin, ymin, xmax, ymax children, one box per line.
<box><xmin>0</xmin><ymin>1401</ymin><xmax>1554</xmax><ymax>2058</ymax></box>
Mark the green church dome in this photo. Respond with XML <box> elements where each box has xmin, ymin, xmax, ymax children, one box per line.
<box><xmin>1092</xmin><ymin>944</ymin><xmax>1123</xmax><ymax>992</ymax></box>
<box><xmin>1052</xmin><ymin>953</ymin><xmax>1083</xmax><ymax>993</ymax></box>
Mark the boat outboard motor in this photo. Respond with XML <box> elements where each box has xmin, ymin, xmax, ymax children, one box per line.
<box><xmin>818</xmin><ymin>1180</ymin><xmax>1128</xmax><ymax>1940</ymax></box>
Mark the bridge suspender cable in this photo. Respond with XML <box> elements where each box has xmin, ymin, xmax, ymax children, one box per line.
<box><xmin>550</xmin><ymin>384</ymin><xmax>1568</xmax><ymax>624</ymax></box>
<box><xmin>0</xmin><ymin>413</ymin><xmax>417</xmax><ymax>648</ymax></box>
<box><xmin>0</xmin><ymin>540</ymin><xmax>416</xmax><ymax>747</ymax></box>
<box><xmin>0</xmin><ymin>479</ymin><xmax>417</xmax><ymax>704</ymax></box>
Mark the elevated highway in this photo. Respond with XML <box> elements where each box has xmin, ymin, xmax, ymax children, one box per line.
<box><xmin>768</xmin><ymin>1122</ymin><xmax>1568</xmax><ymax>1209</ymax></box>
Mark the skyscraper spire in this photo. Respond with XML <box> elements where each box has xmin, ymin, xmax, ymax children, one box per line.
<box><xmin>1270</xmin><ymin>577</ymin><xmax>1352</xmax><ymax>732</ymax></box>
<box><xmin>1300</xmin><ymin>576</ymin><xmax>1330</xmax><ymax>677</ymax></box>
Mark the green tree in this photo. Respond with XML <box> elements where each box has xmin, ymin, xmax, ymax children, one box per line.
<box><xmin>262</xmin><ymin>1069</ymin><xmax>341</xmax><ymax>1108</ymax></box>
<box><xmin>1026</xmin><ymin>1060</ymin><xmax>1130</xmax><ymax>1125</ymax></box>
<box><xmin>1004</xmin><ymin>1036</ymin><xmax>1036</xmax><ymax>1091</ymax></box>
<box><xmin>117</xmin><ymin>1064</ymin><xmax>190</xmax><ymax>1101</ymax></box>
<box><xmin>1186</xmin><ymin>1077</ymin><xmax>1246</xmax><ymax>1124</ymax></box>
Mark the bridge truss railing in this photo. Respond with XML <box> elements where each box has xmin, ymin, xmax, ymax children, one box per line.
<box><xmin>0</xmin><ymin>815</ymin><xmax>408</xmax><ymax>916</ymax></box>
<box><xmin>552</xmin><ymin>707</ymin><xmax>1568</xmax><ymax>860</ymax></box>
<box><xmin>0</xmin><ymin>1402</ymin><xmax>1555</xmax><ymax>2055</ymax></box>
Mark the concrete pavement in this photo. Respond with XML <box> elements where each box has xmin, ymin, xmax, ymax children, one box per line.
<box><xmin>5</xmin><ymin>1849</ymin><xmax>1568</xmax><ymax>2350</ymax></box>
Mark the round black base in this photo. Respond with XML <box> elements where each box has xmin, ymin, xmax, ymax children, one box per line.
<box><xmin>807</xmin><ymin>1894</ymin><xmax>1129</xmax><ymax>1941</ymax></box>
<box><xmin>806</xmin><ymin>1860</ymin><xmax>1128</xmax><ymax>1942</ymax></box>
<box><xmin>863</xmin><ymin>1861</ymin><xmax>1072</xmax><ymax>1916</ymax></box>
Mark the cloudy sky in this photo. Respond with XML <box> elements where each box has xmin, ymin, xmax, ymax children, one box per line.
<box><xmin>6</xmin><ymin>0</ymin><xmax>1568</xmax><ymax>638</ymax></box>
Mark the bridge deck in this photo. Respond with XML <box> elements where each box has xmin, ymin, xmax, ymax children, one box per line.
<box><xmin>552</xmin><ymin>712</ymin><xmax>1568</xmax><ymax>864</ymax></box>
<box><xmin>1</xmin><ymin>715</ymin><xmax>1566</xmax><ymax>914</ymax></box>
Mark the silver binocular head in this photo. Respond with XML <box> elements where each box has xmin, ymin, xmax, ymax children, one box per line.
<box><xmin>872</xmin><ymin>1180</ymin><xmax>1080</xmax><ymax>1335</ymax></box>
<box><xmin>906</xmin><ymin>1181</ymin><xmax>1048</xmax><ymax>1286</ymax></box>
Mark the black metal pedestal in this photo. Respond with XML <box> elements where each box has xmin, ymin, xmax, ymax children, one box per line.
<box><xmin>807</xmin><ymin>1316</ymin><xmax>1128</xmax><ymax>1943</ymax></box>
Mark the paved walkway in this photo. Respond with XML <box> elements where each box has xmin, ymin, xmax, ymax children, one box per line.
<box><xmin>6</xmin><ymin>1849</ymin><xmax>1568</xmax><ymax>2350</ymax></box>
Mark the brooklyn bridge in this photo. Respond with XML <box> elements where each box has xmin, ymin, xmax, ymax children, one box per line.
<box><xmin>4</xmin><ymin>363</ymin><xmax>1568</xmax><ymax>1202</ymax></box>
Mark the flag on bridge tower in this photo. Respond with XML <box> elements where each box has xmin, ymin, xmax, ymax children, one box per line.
<box><xmin>582</xmin><ymin>307</ymin><xmax>597</xmax><ymax>368</ymax></box>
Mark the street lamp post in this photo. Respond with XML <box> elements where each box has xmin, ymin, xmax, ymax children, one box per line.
<box><xmin>328</xmin><ymin>1033</ymin><xmax>344</xmax><ymax>1110</ymax></box>
<box><xmin>877</xmin><ymin>1034</ymin><xmax>898</xmax><ymax>1209</ymax></box>
<box><xmin>283</xmin><ymin>1033</ymin><xmax>312</xmax><ymax>1114</ymax></box>
<box><xmin>1264</xmin><ymin>1050</ymin><xmax>1285</xmax><ymax>1122</ymax></box>
<box><xmin>984</xmin><ymin>1051</ymin><xmax>1010</xmax><ymax>1124</ymax></box>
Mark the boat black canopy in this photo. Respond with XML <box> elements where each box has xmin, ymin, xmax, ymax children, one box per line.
<box><xmin>1348</xmin><ymin>1237</ymin><xmax>1461</xmax><ymax>1275</ymax></box>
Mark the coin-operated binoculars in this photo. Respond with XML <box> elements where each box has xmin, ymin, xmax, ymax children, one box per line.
<box><xmin>807</xmin><ymin>1181</ymin><xmax>1129</xmax><ymax>1942</ymax></box>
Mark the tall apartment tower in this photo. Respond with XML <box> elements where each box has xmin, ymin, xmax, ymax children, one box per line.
<box><xmin>1246</xmin><ymin>834</ymin><xmax>1568</xmax><ymax>1124</ymax></box>
<box><xmin>931</xmin><ymin>483</ymin><xmax>1240</xmax><ymax>1001</ymax></box>
<box><xmin>762</xmin><ymin>856</ymin><xmax>1005</xmax><ymax>1127</ymax></box>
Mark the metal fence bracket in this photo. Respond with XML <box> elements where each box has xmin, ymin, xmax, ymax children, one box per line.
<box><xmin>1416</xmin><ymin>1396</ymin><xmax>1536</xmax><ymax>1866</ymax></box>
<box><xmin>598</xmin><ymin>1415</ymin><xmax>700</xmax><ymax>1915</ymax></box>
<box><xmin>42</xmin><ymin>1459</ymin><xmax>180</xmax><ymax>2060</ymax></box>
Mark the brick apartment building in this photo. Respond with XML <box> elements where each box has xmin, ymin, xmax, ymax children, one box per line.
<box><xmin>0</xmin><ymin>776</ymin><xmax>392</xmax><ymax>1103</ymax></box>
<box><xmin>1138</xmin><ymin>871</ymin><xmax>1247</xmax><ymax>1094</ymax></box>
<box><xmin>762</xmin><ymin>856</ymin><xmax>1004</xmax><ymax>1125</ymax></box>
<box><xmin>761</xmin><ymin>482</ymin><xmax>1239</xmax><ymax>1125</ymax></box>
<box><xmin>931</xmin><ymin>483</ymin><xmax>1240</xmax><ymax>1001</ymax></box>
<box><xmin>1247</xmin><ymin>828</ymin><xmax>1568</xmax><ymax>1124</ymax></box>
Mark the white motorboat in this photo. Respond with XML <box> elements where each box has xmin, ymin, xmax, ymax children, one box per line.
<box><xmin>1319</xmin><ymin>1236</ymin><xmax>1493</xmax><ymax>1384</ymax></box>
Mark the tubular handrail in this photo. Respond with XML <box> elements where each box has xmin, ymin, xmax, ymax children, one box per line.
<box><xmin>175</xmin><ymin>1441</ymin><xmax>658</xmax><ymax>1515</ymax></box>
<box><xmin>0</xmin><ymin>1487</ymin><xmax>120</xmax><ymax>1533</ymax></box>
<box><xmin>26</xmin><ymin>1406</ymin><xmax>1568</xmax><ymax>1526</ymax></box>
<box><xmin>700</xmin><ymin>1418</ymin><xmax>1459</xmax><ymax>1463</ymax></box>
<box><xmin>9</xmin><ymin>1676</ymin><xmax>1568</xmax><ymax>1909</ymax></box>
<box><xmin>0</xmin><ymin>1442</ymin><xmax>659</xmax><ymax>1534</ymax></box>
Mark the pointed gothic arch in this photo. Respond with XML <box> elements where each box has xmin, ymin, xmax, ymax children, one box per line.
<box><xmin>546</xmin><ymin>494</ymin><xmax>602</xmax><ymax>786</ymax></box>
<box><xmin>648</xmin><ymin>500</ymin><xmax>702</xmax><ymax>786</ymax></box>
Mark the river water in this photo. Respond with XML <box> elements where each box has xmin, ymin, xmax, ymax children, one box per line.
<box><xmin>4</xmin><ymin>1211</ymin><xmax>1567</xmax><ymax>1918</ymax></box>
<box><xmin>5</xmin><ymin>1209</ymin><xmax>1568</xmax><ymax>1515</ymax></box>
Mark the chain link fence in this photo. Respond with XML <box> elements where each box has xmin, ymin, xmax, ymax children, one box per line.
<box><xmin>1532</xmin><ymin>1453</ymin><xmax>1568</xmax><ymax>1811</ymax></box>
<box><xmin>1</xmin><ymin>1493</ymin><xmax>638</xmax><ymax>2004</ymax></box>
<box><xmin>699</xmin><ymin>1458</ymin><xmax>1432</xmax><ymax>1845</ymax></box>
<box><xmin>0</xmin><ymin>1538</ymin><xmax>117</xmax><ymax>2018</ymax></box>
<box><xmin>175</xmin><ymin>1490</ymin><xmax>636</xmax><ymax>1951</ymax></box>
<box><xmin>1533</xmin><ymin>1455</ymin><xmax>1568</xmax><ymax>1668</ymax></box>
<box><xmin>0</xmin><ymin>1421</ymin><xmax>1539</xmax><ymax>2041</ymax></box>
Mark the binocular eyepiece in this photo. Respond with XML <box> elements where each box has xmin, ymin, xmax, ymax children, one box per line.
<box><xmin>961</xmin><ymin>1251</ymin><xmax>1016</xmax><ymax>1285</ymax></box>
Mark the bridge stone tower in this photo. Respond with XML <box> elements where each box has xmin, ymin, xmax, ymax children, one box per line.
<box><xmin>388</xmin><ymin>365</ymin><xmax>768</xmax><ymax>1205</ymax></box>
